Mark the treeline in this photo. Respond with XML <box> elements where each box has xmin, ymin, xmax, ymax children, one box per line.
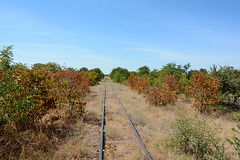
<box><xmin>0</xmin><ymin>45</ymin><xmax>104</xmax><ymax>127</ymax></box>
<box><xmin>109</xmin><ymin>63</ymin><xmax>240</xmax><ymax>113</ymax></box>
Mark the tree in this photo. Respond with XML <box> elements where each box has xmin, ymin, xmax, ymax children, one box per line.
<box><xmin>0</xmin><ymin>45</ymin><xmax>14</xmax><ymax>71</ymax></box>
<box><xmin>33</xmin><ymin>63</ymin><xmax>45</xmax><ymax>70</ymax></box>
<box><xmin>66</xmin><ymin>67</ymin><xmax>75</xmax><ymax>71</ymax></box>
<box><xmin>161</xmin><ymin>62</ymin><xmax>185</xmax><ymax>77</ymax></box>
<box><xmin>183</xmin><ymin>63</ymin><xmax>191</xmax><ymax>74</ymax></box>
<box><xmin>109</xmin><ymin>67</ymin><xmax>129</xmax><ymax>83</ymax></box>
<box><xmin>33</xmin><ymin>62</ymin><xmax>62</xmax><ymax>72</ymax></box>
<box><xmin>90</xmin><ymin>68</ymin><xmax>104</xmax><ymax>81</ymax></box>
<box><xmin>186</xmin><ymin>72</ymin><xmax>221</xmax><ymax>114</ymax></box>
<box><xmin>138</xmin><ymin>65</ymin><xmax>150</xmax><ymax>76</ymax></box>
<box><xmin>46</xmin><ymin>62</ymin><xmax>62</xmax><ymax>72</ymax></box>
<box><xmin>199</xmin><ymin>68</ymin><xmax>208</xmax><ymax>74</ymax></box>
<box><xmin>210</xmin><ymin>65</ymin><xmax>240</xmax><ymax>106</ymax></box>
<box><xmin>79</xmin><ymin>67</ymin><xmax>89</xmax><ymax>72</ymax></box>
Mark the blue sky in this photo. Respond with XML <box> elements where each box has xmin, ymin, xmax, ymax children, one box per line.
<box><xmin>0</xmin><ymin>0</ymin><xmax>240</xmax><ymax>74</ymax></box>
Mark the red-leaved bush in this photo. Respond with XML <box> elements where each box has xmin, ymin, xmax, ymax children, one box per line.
<box><xmin>127</xmin><ymin>74</ymin><xmax>149</xmax><ymax>94</ymax></box>
<box><xmin>146</xmin><ymin>75</ymin><xmax>181</xmax><ymax>106</ymax></box>
<box><xmin>128</xmin><ymin>74</ymin><xmax>181</xmax><ymax>106</ymax></box>
<box><xmin>186</xmin><ymin>72</ymin><xmax>221</xmax><ymax>114</ymax></box>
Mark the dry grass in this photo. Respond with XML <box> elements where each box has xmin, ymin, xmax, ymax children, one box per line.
<box><xmin>109</xmin><ymin>80</ymin><xmax>239</xmax><ymax>159</ymax></box>
<box><xmin>0</xmin><ymin>107</ymin><xmax>84</xmax><ymax>160</ymax></box>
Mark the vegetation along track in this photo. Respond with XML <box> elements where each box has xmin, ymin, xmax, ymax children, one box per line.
<box><xmin>99</xmin><ymin>78</ymin><xmax>152</xmax><ymax>160</ymax></box>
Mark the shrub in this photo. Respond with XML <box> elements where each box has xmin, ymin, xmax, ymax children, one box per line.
<box><xmin>164</xmin><ymin>114</ymin><xmax>230</xmax><ymax>159</ymax></box>
<box><xmin>186</xmin><ymin>72</ymin><xmax>221</xmax><ymax>114</ymax></box>
<box><xmin>127</xmin><ymin>74</ymin><xmax>149</xmax><ymax>94</ymax></box>
<box><xmin>110</xmin><ymin>67</ymin><xmax>129</xmax><ymax>83</ymax></box>
<box><xmin>0</xmin><ymin>66</ymin><xmax>56</xmax><ymax>126</ymax></box>
<box><xmin>0</xmin><ymin>65</ymin><xmax>91</xmax><ymax>127</ymax></box>
<box><xmin>146</xmin><ymin>75</ymin><xmax>180</xmax><ymax>106</ymax></box>
<box><xmin>90</xmin><ymin>68</ymin><xmax>104</xmax><ymax>82</ymax></box>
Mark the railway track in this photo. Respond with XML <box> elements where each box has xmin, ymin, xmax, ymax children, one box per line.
<box><xmin>99</xmin><ymin>79</ymin><xmax>152</xmax><ymax>160</ymax></box>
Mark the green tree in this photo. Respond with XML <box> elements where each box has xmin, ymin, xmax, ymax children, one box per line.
<box><xmin>0</xmin><ymin>45</ymin><xmax>14</xmax><ymax>71</ymax></box>
<box><xmin>67</xmin><ymin>67</ymin><xmax>75</xmax><ymax>71</ymax></box>
<box><xmin>138</xmin><ymin>65</ymin><xmax>150</xmax><ymax>76</ymax></box>
<box><xmin>199</xmin><ymin>68</ymin><xmax>208</xmax><ymax>74</ymax></box>
<box><xmin>45</xmin><ymin>62</ymin><xmax>62</xmax><ymax>72</ymax></box>
<box><xmin>109</xmin><ymin>67</ymin><xmax>130</xmax><ymax>83</ymax></box>
<box><xmin>183</xmin><ymin>63</ymin><xmax>191</xmax><ymax>74</ymax></box>
<box><xmin>33</xmin><ymin>63</ymin><xmax>45</xmax><ymax>70</ymax></box>
<box><xmin>90</xmin><ymin>68</ymin><xmax>104</xmax><ymax>81</ymax></box>
<box><xmin>33</xmin><ymin>62</ymin><xmax>62</xmax><ymax>72</ymax></box>
<box><xmin>210</xmin><ymin>65</ymin><xmax>240</xmax><ymax>106</ymax></box>
<box><xmin>161</xmin><ymin>62</ymin><xmax>185</xmax><ymax>77</ymax></box>
<box><xmin>149</xmin><ymin>63</ymin><xmax>186</xmax><ymax>87</ymax></box>
<box><xmin>79</xmin><ymin>67</ymin><xmax>89</xmax><ymax>72</ymax></box>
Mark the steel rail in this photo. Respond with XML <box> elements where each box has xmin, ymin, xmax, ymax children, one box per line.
<box><xmin>99</xmin><ymin>80</ymin><xmax>106</xmax><ymax>160</ymax></box>
<box><xmin>109</xmin><ymin>83</ymin><xmax>152</xmax><ymax>160</ymax></box>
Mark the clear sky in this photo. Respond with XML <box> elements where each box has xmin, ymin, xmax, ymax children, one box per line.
<box><xmin>1</xmin><ymin>0</ymin><xmax>240</xmax><ymax>74</ymax></box>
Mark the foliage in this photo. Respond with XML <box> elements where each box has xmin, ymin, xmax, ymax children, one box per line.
<box><xmin>128</xmin><ymin>74</ymin><xmax>181</xmax><ymax>106</ymax></box>
<box><xmin>79</xmin><ymin>67</ymin><xmax>89</xmax><ymax>72</ymax></box>
<box><xmin>0</xmin><ymin>48</ymin><xmax>92</xmax><ymax>127</ymax></box>
<box><xmin>0</xmin><ymin>66</ymin><xmax>56</xmax><ymax>126</ymax></box>
<box><xmin>137</xmin><ymin>65</ymin><xmax>150</xmax><ymax>76</ymax></box>
<box><xmin>129</xmin><ymin>71</ymin><xmax>137</xmax><ymax>76</ymax></box>
<box><xmin>0</xmin><ymin>45</ymin><xmax>14</xmax><ymax>71</ymax></box>
<box><xmin>53</xmin><ymin>69</ymin><xmax>90</xmax><ymax>115</ymax></box>
<box><xmin>127</xmin><ymin>74</ymin><xmax>149</xmax><ymax>94</ymax></box>
<box><xmin>210</xmin><ymin>65</ymin><xmax>240</xmax><ymax>107</ymax></box>
<box><xmin>147</xmin><ymin>63</ymin><xmax>189</xmax><ymax>88</ymax></box>
<box><xmin>84</xmin><ymin>71</ymin><xmax>98</xmax><ymax>85</ymax></box>
<box><xmin>164</xmin><ymin>114</ymin><xmax>230</xmax><ymax>160</ymax></box>
<box><xmin>161</xmin><ymin>62</ymin><xmax>185</xmax><ymax>78</ymax></box>
<box><xmin>186</xmin><ymin>72</ymin><xmax>221</xmax><ymax>114</ymax></box>
<box><xmin>110</xmin><ymin>67</ymin><xmax>130</xmax><ymax>83</ymax></box>
<box><xmin>33</xmin><ymin>62</ymin><xmax>62</xmax><ymax>73</ymax></box>
<box><xmin>90</xmin><ymin>68</ymin><xmax>104</xmax><ymax>82</ymax></box>
<box><xmin>146</xmin><ymin>75</ymin><xmax>181</xmax><ymax>106</ymax></box>
<box><xmin>183</xmin><ymin>63</ymin><xmax>191</xmax><ymax>74</ymax></box>
<box><xmin>67</xmin><ymin>67</ymin><xmax>75</xmax><ymax>71</ymax></box>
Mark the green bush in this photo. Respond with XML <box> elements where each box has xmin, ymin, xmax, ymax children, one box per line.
<box><xmin>109</xmin><ymin>67</ymin><xmax>129</xmax><ymax>83</ymax></box>
<box><xmin>90</xmin><ymin>68</ymin><xmax>104</xmax><ymax>82</ymax></box>
<box><xmin>164</xmin><ymin>114</ymin><xmax>230</xmax><ymax>159</ymax></box>
<box><xmin>210</xmin><ymin>65</ymin><xmax>240</xmax><ymax>107</ymax></box>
